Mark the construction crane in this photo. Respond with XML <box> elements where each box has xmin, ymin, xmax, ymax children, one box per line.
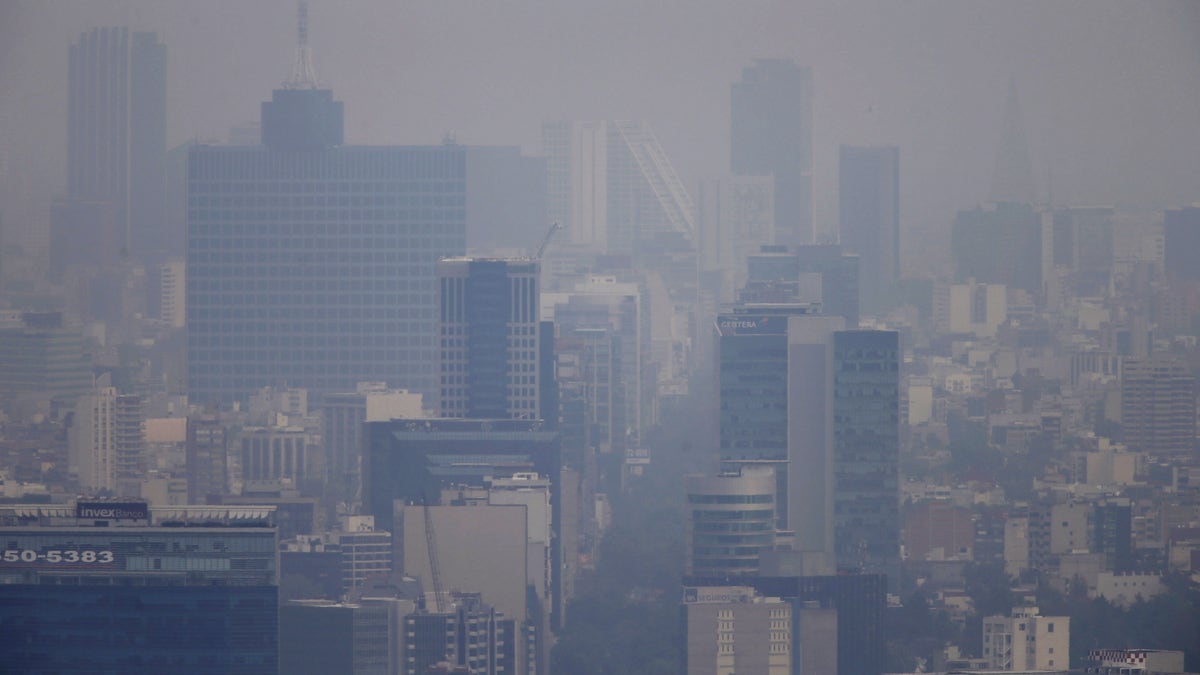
<box><xmin>535</xmin><ymin>222</ymin><xmax>562</xmax><ymax>260</ymax></box>
<box><xmin>421</xmin><ymin>496</ymin><xmax>445</xmax><ymax>613</ymax></box>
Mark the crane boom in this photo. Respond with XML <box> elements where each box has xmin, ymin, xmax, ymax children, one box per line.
<box><xmin>535</xmin><ymin>222</ymin><xmax>562</xmax><ymax>260</ymax></box>
<box><xmin>422</xmin><ymin>497</ymin><xmax>445</xmax><ymax>613</ymax></box>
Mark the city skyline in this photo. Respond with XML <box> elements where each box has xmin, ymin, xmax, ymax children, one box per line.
<box><xmin>2</xmin><ymin>2</ymin><xmax>1199</xmax><ymax>259</ymax></box>
<box><xmin>1</xmin><ymin>2</ymin><xmax>1199</xmax><ymax>673</ymax></box>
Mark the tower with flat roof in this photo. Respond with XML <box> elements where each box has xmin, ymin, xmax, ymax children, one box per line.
<box><xmin>731</xmin><ymin>59</ymin><xmax>814</xmax><ymax>247</ymax></box>
<box><xmin>186</xmin><ymin>7</ymin><xmax>465</xmax><ymax>404</ymax></box>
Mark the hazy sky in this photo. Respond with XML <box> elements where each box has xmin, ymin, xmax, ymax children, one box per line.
<box><xmin>2</xmin><ymin>0</ymin><xmax>1198</xmax><ymax>258</ymax></box>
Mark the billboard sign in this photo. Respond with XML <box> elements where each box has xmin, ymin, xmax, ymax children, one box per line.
<box><xmin>75</xmin><ymin>501</ymin><xmax>149</xmax><ymax>521</ymax></box>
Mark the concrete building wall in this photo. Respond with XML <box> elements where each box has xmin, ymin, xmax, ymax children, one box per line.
<box><xmin>684</xmin><ymin>587</ymin><xmax>792</xmax><ymax>675</ymax></box>
<box><xmin>398</xmin><ymin>503</ymin><xmax>528</xmax><ymax>625</ymax></box>
<box><xmin>787</xmin><ymin>315</ymin><xmax>844</xmax><ymax>560</ymax></box>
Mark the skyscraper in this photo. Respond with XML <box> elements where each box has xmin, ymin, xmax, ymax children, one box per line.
<box><xmin>1163</xmin><ymin>206</ymin><xmax>1200</xmax><ymax>283</ymax></box>
<box><xmin>63</xmin><ymin>27</ymin><xmax>166</xmax><ymax>266</ymax></box>
<box><xmin>990</xmin><ymin>78</ymin><xmax>1036</xmax><ymax>205</ymax></box>
<box><xmin>542</xmin><ymin>120</ymin><xmax>697</xmax><ymax>257</ymax></box>
<box><xmin>436</xmin><ymin>258</ymin><xmax>544</xmax><ymax>420</ymax></box>
<box><xmin>717</xmin><ymin>305</ymin><xmax>821</xmax><ymax>532</ymax></box>
<box><xmin>186</xmin><ymin>14</ymin><xmax>465</xmax><ymax>405</ymax></box>
<box><xmin>731</xmin><ymin>59</ymin><xmax>814</xmax><ymax>247</ymax></box>
<box><xmin>832</xmin><ymin>330</ymin><xmax>899</xmax><ymax>580</ymax></box>
<box><xmin>838</xmin><ymin>146</ymin><xmax>899</xmax><ymax>315</ymax></box>
<box><xmin>716</xmin><ymin>302</ymin><xmax>849</xmax><ymax>566</ymax></box>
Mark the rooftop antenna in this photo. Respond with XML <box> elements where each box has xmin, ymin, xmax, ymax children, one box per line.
<box><xmin>284</xmin><ymin>1</ymin><xmax>319</xmax><ymax>89</ymax></box>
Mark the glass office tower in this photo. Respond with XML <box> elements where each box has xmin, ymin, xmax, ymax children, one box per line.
<box><xmin>832</xmin><ymin>330</ymin><xmax>900</xmax><ymax>582</ymax></box>
<box><xmin>187</xmin><ymin>85</ymin><xmax>466</xmax><ymax>405</ymax></box>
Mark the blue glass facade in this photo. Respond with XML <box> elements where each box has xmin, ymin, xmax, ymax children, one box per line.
<box><xmin>0</xmin><ymin>584</ymin><xmax>277</xmax><ymax>674</ymax></box>
<box><xmin>832</xmin><ymin>330</ymin><xmax>899</xmax><ymax>581</ymax></box>
<box><xmin>186</xmin><ymin>144</ymin><xmax>466</xmax><ymax>404</ymax></box>
<box><xmin>717</xmin><ymin>308</ymin><xmax>813</xmax><ymax>530</ymax></box>
<box><xmin>0</xmin><ymin>523</ymin><xmax>278</xmax><ymax>674</ymax></box>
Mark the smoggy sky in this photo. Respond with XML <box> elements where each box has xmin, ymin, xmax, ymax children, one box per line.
<box><xmin>1</xmin><ymin>0</ymin><xmax>1198</xmax><ymax>260</ymax></box>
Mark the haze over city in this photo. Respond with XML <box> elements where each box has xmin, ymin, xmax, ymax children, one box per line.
<box><xmin>3</xmin><ymin>1</ymin><xmax>1199</xmax><ymax>255</ymax></box>
<box><xmin>0</xmin><ymin>1</ymin><xmax>1199</xmax><ymax>674</ymax></box>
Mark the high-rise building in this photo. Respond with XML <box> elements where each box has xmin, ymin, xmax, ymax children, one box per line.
<box><xmin>63</xmin><ymin>27</ymin><xmax>166</xmax><ymax>266</ymax></box>
<box><xmin>990</xmin><ymin>78</ymin><xmax>1036</xmax><ymax>206</ymax></box>
<box><xmin>0</xmin><ymin>312</ymin><xmax>91</xmax><ymax>413</ymax></box>
<box><xmin>753</xmin><ymin>243</ymin><xmax>859</xmax><ymax>326</ymax></box>
<box><xmin>544</xmin><ymin>276</ymin><xmax>650</xmax><ymax>451</ymax></box>
<box><xmin>186</xmin><ymin>23</ymin><xmax>465</xmax><ymax>405</ymax></box>
<box><xmin>69</xmin><ymin>384</ymin><xmax>145</xmax><ymax>496</ymax></box>
<box><xmin>697</xmin><ymin>175</ymin><xmax>776</xmax><ymax>300</ymax></box>
<box><xmin>0</xmin><ymin>501</ymin><xmax>278</xmax><ymax>673</ymax></box>
<box><xmin>838</xmin><ymin>146</ymin><xmax>899</xmax><ymax>315</ymax></box>
<box><xmin>716</xmin><ymin>303</ymin><xmax>851</xmax><ymax>566</ymax></box>
<box><xmin>1053</xmin><ymin>206</ymin><xmax>1114</xmax><ymax>295</ymax></box>
<box><xmin>832</xmin><ymin>330</ymin><xmax>900</xmax><ymax>580</ymax></box>
<box><xmin>541</xmin><ymin>120</ymin><xmax>696</xmax><ymax>257</ymax></box>
<box><xmin>363</xmin><ymin>418</ymin><xmax>563</xmax><ymax>642</ymax></box>
<box><xmin>436</xmin><ymin>258</ymin><xmax>544</xmax><ymax>419</ymax></box>
<box><xmin>1092</xmin><ymin>498</ymin><xmax>1133</xmax><ymax>573</ymax></box>
<box><xmin>717</xmin><ymin>305</ymin><xmax>820</xmax><ymax>532</ymax></box>
<box><xmin>1163</xmin><ymin>206</ymin><xmax>1200</xmax><ymax>283</ymax></box>
<box><xmin>337</xmin><ymin>515</ymin><xmax>392</xmax><ymax>592</ymax></box>
<box><xmin>1121</xmin><ymin>356</ymin><xmax>1197</xmax><ymax>458</ymax></box>
<box><xmin>150</xmin><ymin>258</ymin><xmax>186</xmax><ymax>328</ymax></box>
<box><xmin>322</xmin><ymin>383</ymin><xmax>423</xmax><ymax>503</ymax></box>
<box><xmin>401</xmin><ymin>593</ymin><xmax>517</xmax><ymax>675</ymax></box>
<box><xmin>186</xmin><ymin>412</ymin><xmax>228</xmax><ymax>502</ymax></box>
<box><xmin>952</xmin><ymin>202</ymin><xmax>1044</xmax><ymax>294</ymax></box>
<box><xmin>731</xmin><ymin>59</ymin><xmax>814</xmax><ymax>247</ymax></box>
<box><xmin>686</xmin><ymin>468</ymin><xmax>777</xmax><ymax>577</ymax></box>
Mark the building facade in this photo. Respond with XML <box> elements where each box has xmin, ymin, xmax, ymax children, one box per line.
<box><xmin>63</xmin><ymin>27</ymin><xmax>166</xmax><ymax>266</ymax></box>
<box><xmin>0</xmin><ymin>502</ymin><xmax>278</xmax><ymax>673</ymax></box>
<box><xmin>686</xmin><ymin>468</ymin><xmax>777</xmax><ymax>577</ymax></box>
<box><xmin>683</xmin><ymin>586</ymin><xmax>793</xmax><ymax>675</ymax></box>
<box><xmin>832</xmin><ymin>330</ymin><xmax>900</xmax><ymax>581</ymax></box>
<box><xmin>1121</xmin><ymin>356</ymin><xmax>1197</xmax><ymax>458</ymax></box>
<box><xmin>186</xmin><ymin>85</ymin><xmax>466</xmax><ymax>404</ymax></box>
<box><xmin>731</xmin><ymin>59</ymin><xmax>814</xmax><ymax>247</ymax></box>
<box><xmin>982</xmin><ymin>607</ymin><xmax>1069</xmax><ymax>671</ymax></box>
<box><xmin>838</xmin><ymin>145</ymin><xmax>899</xmax><ymax>315</ymax></box>
<box><xmin>437</xmin><ymin>258</ymin><xmax>543</xmax><ymax>420</ymax></box>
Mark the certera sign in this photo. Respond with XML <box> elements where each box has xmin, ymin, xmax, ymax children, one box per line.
<box><xmin>716</xmin><ymin>315</ymin><xmax>787</xmax><ymax>336</ymax></box>
<box><xmin>683</xmin><ymin>586</ymin><xmax>754</xmax><ymax>604</ymax></box>
<box><xmin>75</xmin><ymin>501</ymin><xmax>149</xmax><ymax>521</ymax></box>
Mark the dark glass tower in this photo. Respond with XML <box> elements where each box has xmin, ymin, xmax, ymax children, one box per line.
<box><xmin>731</xmin><ymin>59</ymin><xmax>814</xmax><ymax>247</ymax></box>
<box><xmin>838</xmin><ymin>146</ymin><xmax>899</xmax><ymax>315</ymax></box>
<box><xmin>832</xmin><ymin>330</ymin><xmax>899</xmax><ymax>582</ymax></box>
<box><xmin>436</xmin><ymin>258</ymin><xmax>542</xmax><ymax>420</ymax></box>
<box><xmin>65</xmin><ymin>27</ymin><xmax>166</xmax><ymax>265</ymax></box>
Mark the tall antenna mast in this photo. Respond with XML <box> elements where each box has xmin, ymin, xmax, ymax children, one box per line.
<box><xmin>284</xmin><ymin>1</ymin><xmax>319</xmax><ymax>89</ymax></box>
